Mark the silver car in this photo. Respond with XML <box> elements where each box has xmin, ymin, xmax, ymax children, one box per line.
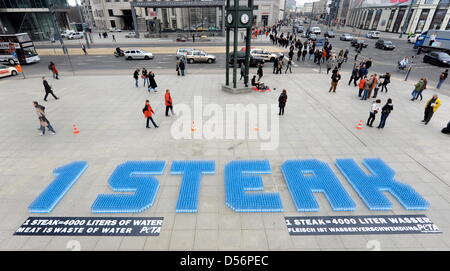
<box><xmin>176</xmin><ymin>48</ymin><xmax>193</xmax><ymax>59</ymax></box>
<box><xmin>185</xmin><ymin>50</ymin><xmax>216</xmax><ymax>63</ymax></box>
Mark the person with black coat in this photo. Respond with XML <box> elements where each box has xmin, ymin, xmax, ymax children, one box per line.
<box><xmin>133</xmin><ymin>69</ymin><xmax>140</xmax><ymax>87</ymax></box>
<box><xmin>148</xmin><ymin>71</ymin><xmax>158</xmax><ymax>92</ymax></box>
<box><xmin>349</xmin><ymin>65</ymin><xmax>359</xmax><ymax>86</ymax></box>
<box><xmin>377</xmin><ymin>98</ymin><xmax>394</xmax><ymax>129</ymax></box>
<box><xmin>257</xmin><ymin>64</ymin><xmax>263</xmax><ymax>81</ymax></box>
<box><xmin>441</xmin><ymin>121</ymin><xmax>450</xmax><ymax>134</ymax></box>
<box><xmin>273</xmin><ymin>58</ymin><xmax>278</xmax><ymax>74</ymax></box>
<box><xmin>380</xmin><ymin>72</ymin><xmax>391</xmax><ymax>93</ymax></box>
<box><xmin>179</xmin><ymin>58</ymin><xmax>186</xmax><ymax>76</ymax></box>
<box><xmin>278</xmin><ymin>89</ymin><xmax>287</xmax><ymax>116</ymax></box>
<box><xmin>42</xmin><ymin>77</ymin><xmax>59</xmax><ymax>101</ymax></box>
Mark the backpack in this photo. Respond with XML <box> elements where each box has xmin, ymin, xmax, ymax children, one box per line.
<box><xmin>48</xmin><ymin>64</ymin><xmax>52</xmax><ymax>70</ymax></box>
<box><xmin>142</xmin><ymin>106</ymin><xmax>147</xmax><ymax>114</ymax></box>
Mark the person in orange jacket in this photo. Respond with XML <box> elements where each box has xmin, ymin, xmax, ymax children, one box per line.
<box><xmin>143</xmin><ymin>100</ymin><xmax>159</xmax><ymax>128</ymax></box>
<box><xmin>165</xmin><ymin>89</ymin><xmax>174</xmax><ymax>117</ymax></box>
<box><xmin>358</xmin><ymin>76</ymin><xmax>367</xmax><ymax>97</ymax></box>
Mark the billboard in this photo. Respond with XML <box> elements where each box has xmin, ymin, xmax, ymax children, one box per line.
<box><xmin>352</xmin><ymin>0</ymin><xmax>411</xmax><ymax>8</ymax></box>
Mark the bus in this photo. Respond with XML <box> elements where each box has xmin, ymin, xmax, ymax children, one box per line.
<box><xmin>0</xmin><ymin>33</ymin><xmax>40</xmax><ymax>65</ymax></box>
<box><xmin>414</xmin><ymin>30</ymin><xmax>450</xmax><ymax>54</ymax></box>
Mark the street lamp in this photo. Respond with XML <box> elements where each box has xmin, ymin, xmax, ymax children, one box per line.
<box><xmin>76</xmin><ymin>0</ymin><xmax>91</xmax><ymax>48</ymax></box>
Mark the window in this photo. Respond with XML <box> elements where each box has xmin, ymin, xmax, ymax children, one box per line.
<box><xmin>108</xmin><ymin>9</ymin><xmax>114</xmax><ymax>16</ymax></box>
<box><xmin>429</xmin><ymin>9</ymin><xmax>447</xmax><ymax>30</ymax></box>
<box><xmin>110</xmin><ymin>20</ymin><xmax>116</xmax><ymax>28</ymax></box>
<box><xmin>415</xmin><ymin>9</ymin><xmax>430</xmax><ymax>33</ymax></box>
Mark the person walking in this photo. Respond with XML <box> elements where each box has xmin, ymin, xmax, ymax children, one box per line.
<box><xmin>257</xmin><ymin>63</ymin><xmax>263</xmax><ymax>81</ymax></box>
<box><xmin>133</xmin><ymin>69</ymin><xmax>140</xmax><ymax>87</ymax></box>
<box><xmin>48</xmin><ymin>62</ymin><xmax>59</xmax><ymax>79</ymax></box>
<box><xmin>176</xmin><ymin>60</ymin><xmax>181</xmax><ymax>76</ymax></box>
<box><xmin>411</xmin><ymin>79</ymin><xmax>424</xmax><ymax>101</ymax></box>
<box><xmin>276</xmin><ymin>59</ymin><xmax>283</xmax><ymax>74</ymax></box>
<box><xmin>273</xmin><ymin>57</ymin><xmax>279</xmax><ymax>74</ymax></box>
<box><xmin>148</xmin><ymin>71</ymin><xmax>158</xmax><ymax>92</ymax></box>
<box><xmin>165</xmin><ymin>89</ymin><xmax>174</xmax><ymax>117</ymax></box>
<box><xmin>179</xmin><ymin>57</ymin><xmax>186</xmax><ymax>76</ymax></box>
<box><xmin>380</xmin><ymin>72</ymin><xmax>391</xmax><ymax>93</ymax></box>
<box><xmin>285</xmin><ymin>58</ymin><xmax>292</xmax><ymax>73</ymax></box>
<box><xmin>329</xmin><ymin>71</ymin><xmax>341</xmax><ymax>93</ymax></box>
<box><xmin>81</xmin><ymin>44</ymin><xmax>88</xmax><ymax>55</ymax></box>
<box><xmin>297</xmin><ymin>48</ymin><xmax>302</xmax><ymax>61</ymax></box>
<box><xmin>278</xmin><ymin>89</ymin><xmax>287</xmax><ymax>116</ymax></box>
<box><xmin>422</xmin><ymin>94</ymin><xmax>442</xmax><ymax>125</ymax></box>
<box><xmin>42</xmin><ymin>77</ymin><xmax>59</xmax><ymax>101</ymax></box>
<box><xmin>367</xmin><ymin>99</ymin><xmax>382</xmax><ymax>127</ymax></box>
<box><xmin>436</xmin><ymin>69</ymin><xmax>448</xmax><ymax>89</ymax></box>
<box><xmin>377</xmin><ymin>98</ymin><xmax>393</xmax><ymax>129</ymax></box>
<box><xmin>34</xmin><ymin>101</ymin><xmax>56</xmax><ymax>135</ymax></box>
<box><xmin>141</xmin><ymin>68</ymin><xmax>148</xmax><ymax>87</ymax></box>
<box><xmin>343</xmin><ymin>48</ymin><xmax>349</xmax><ymax>62</ymax></box>
<box><xmin>415</xmin><ymin>77</ymin><xmax>427</xmax><ymax>101</ymax></box>
<box><xmin>302</xmin><ymin>47</ymin><xmax>307</xmax><ymax>61</ymax></box>
<box><xmin>337</xmin><ymin>56</ymin><xmax>344</xmax><ymax>69</ymax></box>
<box><xmin>192</xmin><ymin>34</ymin><xmax>195</xmax><ymax>43</ymax></box>
<box><xmin>326</xmin><ymin>57</ymin><xmax>335</xmax><ymax>74</ymax></box>
<box><xmin>288</xmin><ymin>49</ymin><xmax>294</xmax><ymax>61</ymax></box>
<box><xmin>372</xmin><ymin>79</ymin><xmax>382</xmax><ymax>98</ymax></box>
<box><xmin>240</xmin><ymin>64</ymin><xmax>246</xmax><ymax>80</ymax></box>
<box><xmin>112</xmin><ymin>34</ymin><xmax>116</xmax><ymax>42</ymax></box>
<box><xmin>143</xmin><ymin>100</ymin><xmax>159</xmax><ymax>128</ymax></box>
<box><xmin>349</xmin><ymin>65</ymin><xmax>359</xmax><ymax>86</ymax></box>
<box><xmin>358</xmin><ymin>76</ymin><xmax>367</xmax><ymax>97</ymax></box>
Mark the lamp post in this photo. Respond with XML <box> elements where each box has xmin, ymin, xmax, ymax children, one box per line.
<box><xmin>76</xmin><ymin>0</ymin><xmax>91</xmax><ymax>48</ymax></box>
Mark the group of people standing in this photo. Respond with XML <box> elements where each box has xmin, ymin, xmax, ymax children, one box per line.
<box><xmin>133</xmin><ymin>68</ymin><xmax>158</xmax><ymax>92</ymax></box>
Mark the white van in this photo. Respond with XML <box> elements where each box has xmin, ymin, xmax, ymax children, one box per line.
<box><xmin>310</xmin><ymin>27</ymin><xmax>321</xmax><ymax>35</ymax></box>
<box><xmin>366</xmin><ymin>31</ymin><xmax>380</xmax><ymax>39</ymax></box>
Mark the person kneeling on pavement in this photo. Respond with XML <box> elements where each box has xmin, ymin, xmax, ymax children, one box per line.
<box><xmin>251</xmin><ymin>75</ymin><xmax>268</xmax><ymax>90</ymax></box>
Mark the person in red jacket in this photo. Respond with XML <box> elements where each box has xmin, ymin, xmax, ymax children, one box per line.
<box><xmin>49</xmin><ymin>62</ymin><xmax>59</xmax><ymax>79</ymax></box>
<box><xmin>143</xmin><ymin>100</ymin><xmax>159</xmax><ymax>128</ymax></box>
<box><xmin>165</xmin><ymin>89</ymin><xmax>174</xmax><ymax>117</ymax></box>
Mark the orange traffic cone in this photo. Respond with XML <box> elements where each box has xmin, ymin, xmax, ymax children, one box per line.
<box><xmin>191</xmin><ymin>121</ymin><xmax>196</xmax><ymax>132</ymax></box>
<box><xmin>72</xmin><ymin>124</ymin><xmax>80</xmax><ymax>134</ymax></box>
<box><xmin>356</xmin><ymin>120</ymin><xmax>363</xmax><ymax>130</ymax></box>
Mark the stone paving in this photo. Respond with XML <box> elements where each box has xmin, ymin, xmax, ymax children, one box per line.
<box><xmin>0</xmin><ymin>68</ymin><xmax>449</xmax><ymax>250</ymax></box>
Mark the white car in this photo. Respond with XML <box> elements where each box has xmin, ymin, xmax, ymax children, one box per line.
<box><xmin>340</xmin><ymin>33</ymin><xmax>354</xmax><ymax>41</ymax></box>
<box><xmin>408</xmin><ymin>34</ymin><xmax>420</xmax><ymax>43</ymax></box>
<box><xmin>0</xmin><ymin>65</ymin><xmax>18</xmax><ymax>78</ymax></box>
<box><xmin>125</xmin><ymin>32</ymin><xmax>136</xmax><ymax>38</ymax></box>
<box><xmin>249</xmin><ymin>48</ymin><xmax>278</xmax><ymax>62</ymax></box>
<box><xmin>61</xmin><ymin>30</ymin><xmax>75</xmax><ymax>38</ymax></box>
<box><xmin>124</xmin><ymin>49</ymin><xmax>154</xmax><ymax>60</ymax></box>
<box><xmin>366</xmin><ymin>31</ymin><xmax>380</xmax><ymax>39</ymax></box>
<box><xmin>68</xmin><ymin>32</ymin><xmax>84</xmax><ymax>39</ymax></box>
<box><xmin>310</xmin><ymin>27</ymin><xmax>321</xmax><ymax>34</ymax></box>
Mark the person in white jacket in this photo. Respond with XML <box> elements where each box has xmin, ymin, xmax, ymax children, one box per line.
<box><xmin>367</xmin><ymin>99</ymin><xmax>382</xmax><ymax>127</ymax></box>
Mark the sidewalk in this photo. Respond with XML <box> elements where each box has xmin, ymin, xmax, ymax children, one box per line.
<box><xmin>0</xmin><ymin>70</ymin><xmax>449</xmax><ymax>250</ymax></box>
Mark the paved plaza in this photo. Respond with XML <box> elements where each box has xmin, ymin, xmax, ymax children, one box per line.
<box><xmin>0</xmin><ymin>66</ymin><xmax>449</xmax><ymax>250</ymax></box>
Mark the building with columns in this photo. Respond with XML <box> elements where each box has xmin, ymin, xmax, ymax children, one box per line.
<box><xmin>347</xmin><ymin>0</ymin><xmax>450</xmax><ymax>34</ymax></box>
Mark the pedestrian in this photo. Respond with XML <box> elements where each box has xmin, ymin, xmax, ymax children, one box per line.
<box><xmin>48</xmin><ymin>62</ymin><xmax>59</xmax><ymax>79</ymax></box>
<box><xmin>276</xmin><ymin>59</ymin><xmax>283</xmax><ymax>74</ymax></box>
<box><xmin>148</xmin><ymin>71</ymin><xmax>157</xmax><ymax>92</ymax></box>
<box><xmin>257</xmin><ymin>63</ymin><xmax>263</xmax><ymax>81</ymax></box>
<box><xmin>415</xmin><ymin>77</ymin><xmax>427</xmax><ymax>101</ymax></box>
<box><xmin>329</xmin><ymin>71</ymin><xmax>341</xmax><ymax>93</ymax></box>
<box><xmin>441</xmin><ymin>121</ymin><xmax>450</xmax><ymax>134</ymax></box>
<box><xmin>142</xmin><ymin>100</ymin><xmax>159</xmax><ymax>128</ymax></box>
<box><xmin>422</xmin><ymin>94</ymin><xmax>442</xmax><ymax>125</ymax></box>
<box><xmin>367</xmin><ymin>99</ymin><xmax>382</xmax><ymax>127</ymax></box>
<box><xmin>361</xmin><ymin>75</ymin><xmax>373</xmax><ymax>100</ymax></box>
<box><xmin>81</xmin><ymin>44</ymin><xmax>87</xmax><ymax>55</ymax></box>
<box><xmin>112</xmin><ymin>34</ymin><xmax>116</xmax><ymax>42</ymax></box>
<box><xmin>278</xmin><ymin>89</ymin><xmax>287</xmax><ymax>116</ymax></box>
<box><xmin>273</xmin><ymin>57</ymin><xmax>278</xmax><ymax>74</ymax></box>
<box><xmin>436</xmin><ymin>69</ymin><xmax>448</xmax><ymax>89</ymax></box>
<box><xmin>34</xmin><ymin>101</ymin><xmax>56</xmax><ymax>136</ymax></box>
<box><xmin>240</xmin><ymin>64</ymin><xmax>245</xmax><ymax>80</ymax></box>
<box><xmin>349</xmin><ymin>65</ymin><xmax>359</xmax><ymax>86</ymax></box>
<box><xmin>141</xmin><ymin>68</ymin><xmax>148</xmax><ymax>86</ymax></box>
<box><xmin>133</xmin><ymin>69</ymin><xmax>140</xmax><ymax>87</ymax></box>
<box><xmin>179</xmin><ymin>58</ymin><xmax>186</xmax><ymax>76</ymax></box>
<box><xmin>193</xmin><ymin>34</ymin><xmax>196</xmax><ymax>43</ymax></box>
<box><xmin>285</xmin><ymin>58</ymin><xmax>292</xmax><ymax>73</ymax></box>
<box><xmin>165</xmin><ymin>89</ymin><xmax>174</xmax><ymax>117</ymax></box>
<box><xmin>297</xmin><ymin>48</ymin><xmax>302</xmax><ymax>61</ymax></box>
<box><xmin>411</xmin><ymin>79</ymin><xmax>424</xmax><ymax>101</ymax></box>
<box><xmin>308</xmin><ymin>46</ymin><xmax>314</xmax><ymax>60</ymax></box>
<box><xmin>42</xmin><ymin>77</ymin><xmax>59</xmax><ymax>101</ymax></box>
<box><xmin>176</xmin><ymin>60</ymin><xmax>180</xmax><ymax>76</ymax></box>
<box><xmin>377</xmin><ymin>98</ymin><xmax>393</xmax><ymax>129</ymax></box>
<box><xmin>365</xmin><ymin>58</ymin><xmax>373</xmax><ymax>70</ymax></box>
<box><xmin>98</xmin><ymin>33</ymin><xmax>101</xmax><ymax>39</ymax></box>
<box><xmin>369</xmin><ymin>74</ymin><xmax>378</xmax><ymax>98</ymax></box>
<box><xmin>372</xmin><ymin>79</ymin><xmax>382</xmax><ymax>98</ymax></box>
<box><xmin>288</xmin><ymin>49</ymin><xmax>294</xmax><ymax>60</ymax></box>
<box><xmin>343</xmin><ymin>48</ymin><xmax>349</xmax><ymax>62</ymax></box>
<box><xmin>337</xmin><ymin>56</ymin><xmax>344</xmax><ymax>69</ymax></box>
<box><xmin>326</xmin><ymin>57</ymin><xmax>335</xmax><ymax>74</ymax></box>
<box><xmin>380</xmin><ymin>72</ymin><xmax>391</xmax><ymax>93</ymax></box>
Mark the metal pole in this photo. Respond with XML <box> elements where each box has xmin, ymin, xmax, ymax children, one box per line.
<box><xmin>225</xmin><ymin>0</ymin><xmax>230</xmax><ymax>86</ymax></box>
<box><xmin>76</xmin><ymin>0</ymin><xmax>90</xmax><ymax>48</ymax></box>
<box><xmin>131</xmin><ymin>3</ymin><xmax>140</xmax><ymax>38</ymax></box>
<box><xmin>244</xmin><ymin>0</ymin><xmax>253</xmax><ymax>87</ymax></box>
<box><xmin>399</xmin><ymin>0</ymin><xmax>414</xmax><ymax>39</ymax></box>
<box><xmin>232</xmin><ymin>0</ymin><xmax>238</xmax><ymax>88</ymax></box>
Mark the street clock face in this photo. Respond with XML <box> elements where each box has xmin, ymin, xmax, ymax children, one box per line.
<box><xmin>227</xmin><ymin>13</ymin><xmax>233</xmax><ymax>24</ymax></box>
<box><xmin>240</xmin><ymin>13</ymin><xmax>249</xmax><ymax>25</ymax></box>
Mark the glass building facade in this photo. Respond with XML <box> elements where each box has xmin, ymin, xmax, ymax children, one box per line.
<box><xmin>0</xmin><ymin>0</ymin><xmax>70</xmax><ymax>41</ymax></box>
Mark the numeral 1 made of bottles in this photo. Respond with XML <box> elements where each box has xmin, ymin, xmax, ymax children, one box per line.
<box><xmin>28</xmin><ymin>161</ymin><xmax>89</xmax><ymax>213</ymax></box>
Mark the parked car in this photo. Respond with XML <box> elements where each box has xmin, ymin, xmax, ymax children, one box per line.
<box><xmin>423</xmin><ymin>51</ymin><xmax>450</xmax><ymax>66</ymax></box>
<box><xmin>125</xmin><ymin>32</ymin><xmax>136</xmax><ymax>38</ymax></box>
<box><xmin>308</xmin><ymin>33</ymin><xmax>317</xmax><ymax>41</ymax></box>
<box><xmin>324</xmin><ymin>31</ymin><xmax>335</xmax><ymax>38</ymax></box>
<box><xmin>351</xmin><ymin>39</ymin><xmax>368</xmax><ymax>48</ymax></box>
<box><xmin>366</xmin><ymin>31</ymin><xmax>380</xmax><ymax>39</ymax></box>
<box><xmin>185</xmin><ymin>49</ymin><xmax>216</xmax><ymax>63</ymax></box>
<box><xmin>0</xmin><ymin>64</ymin><xmax>18</xmax><ymax>78</ymax></box>
<box><xmin>375</xmin><ymin>39</ymin><xmax>396</xmax><ymax>50</ymax></box>
<box><xmin>228</xmin><ymin>51</ymin><xmax>265</xmax><ymax>67</ymax></box>
<box><xmin>124</xmin><ymin>49</ymin><xmax>154</xmax><ymax>60</ymax></box>
<box><xmin>340</xmin><ymin>33</ymin><xmax>353</xmax><ymax>41</ymax></box>
<box><xmin>67</xmin><ymin>32</ymin><xmax>83</xmax><ymax>39</ymax></box>
<box><xmin>176</xmin><ymin>48</ymin><xmax>193</xmax><ymax>59</ymax></box>
<box><xmin>408</xmin><ymin>34</ymin><xmax>420</xmax><ymax>43</ymax></box>
<box><xmin>294</xmin><ymin>25</ymin><xmax>305</xmax><ymax>33</ymax></box>
<box><xmin>249</xmin><ymin>48</ymin><xmax>278</xmax><ymax>62</ymax></box>
<box><xmin>61</xmin><ymin>30</ymin><xmax>75</xmax><ymax>38</ymax></box>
